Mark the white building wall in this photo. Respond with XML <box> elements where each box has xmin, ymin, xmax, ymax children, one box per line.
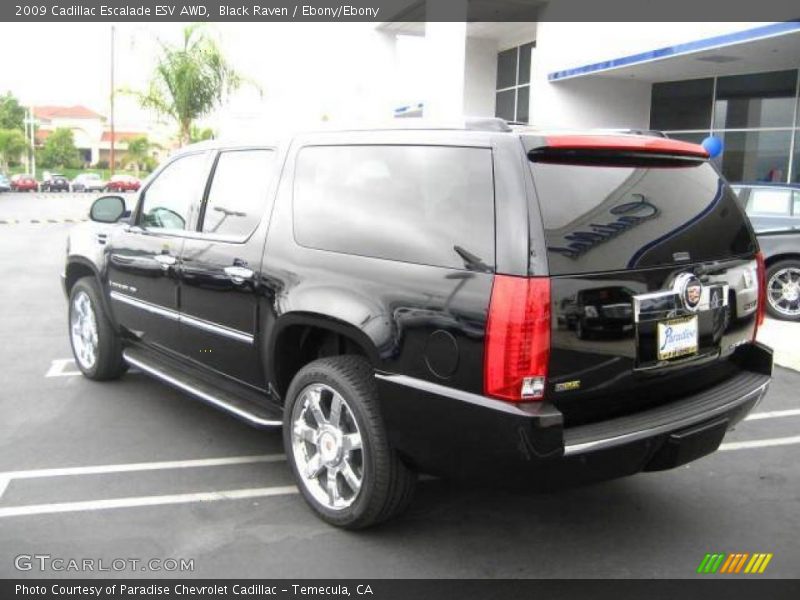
<box><xmin>463</xmin><ymin>37</ymin><xmax>497</xmax><ymax>117</ymax></box>
<box><xmin>528</xmin><ymin>21</ymin><xmax>770</xmax><ymax>130</ymax></box>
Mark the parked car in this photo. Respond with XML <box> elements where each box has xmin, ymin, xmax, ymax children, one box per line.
<box><xmin>71</xmin><ymin>173</ymin><xmax>106</xmax><ymax>193</ymax></box>
<box><xmin>41</xmin><ymin>174</ymin><xmax>71</xmax><ymax>192</ymax></box>
<box><xmin>63</xmin><ymin>121</ymin><xmax>772</xmax><ymax>529</ymax></box>
<box><xmin>0</xmin><ymin>174</ymin><xmax>10</xmax><ymax>192</ymax></box>
<box><xmin>753</xmin><ymin>229</ymin><xmax>800</xmax><ymax>321</ymax></box>
<box><xmin>730</xmin><ymin>182</ymin><xmax>800</xmax><ymax>232</ymax></box>
<box><xmin>105</xmin><ymin>174</ymin><xmax>141</xmax><ymax>193</ymax></box>
<box><xmin>10</xmin><ymin>174</ymin><xmax>38</xmax><ymax>192</ymax></box>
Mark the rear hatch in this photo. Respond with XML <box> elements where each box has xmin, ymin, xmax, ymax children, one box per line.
<box><xmin>524</xmin><ymin>134</ymin><xmax>760</xmax><ymax>426</ymax></box>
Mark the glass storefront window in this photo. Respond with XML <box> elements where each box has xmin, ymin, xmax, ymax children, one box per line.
<box><xmin>718</xmin><ymin>130</ymin><xmax>792</xmax><ymax>183</ymax></box>
<box><xmin>714</xmin><ymin>70</ymin><xmax>797</xmax><ymax>129</ymax></box>
<box><xmin>495</xmin><ymin>89</ymin><xmax>515</xmax><ymax>121</ymax></box>
<box><xmin>666</xmin><ymin>132</ymin><xmax>709</xmax><ymax>145</ymax></box>
<box><xmin>496</xmin><ymin>48</ymin><xmax>517</xmax><ymax>90</ymax></box>
<box><xmin>651</xmin><ymin>78</ymin><xmax>713</xmax><ymax>130</ymax></box>
<box><xmin>495</xmin><ymin>41</ymin><xmax>535</xmax><ymax>124</ymax></box>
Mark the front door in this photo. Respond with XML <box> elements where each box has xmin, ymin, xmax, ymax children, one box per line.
<box><xmin>107</xmin><ymin>151</ymin><xmax>210</xmax><ymax>354</ymax></box>
<box><xmin>178</xmin><ymin>148</ymin><xmax>278</xmax><ymax>387</ymax></box>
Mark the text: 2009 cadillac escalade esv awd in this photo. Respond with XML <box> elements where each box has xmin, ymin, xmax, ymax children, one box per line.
<box><xmin>63</xmin><ymin>119</ymin><xmax>772</xmax><ymax>528</ymax></box>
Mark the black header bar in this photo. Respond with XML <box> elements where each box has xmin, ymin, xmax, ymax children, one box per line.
<box><xmin>1</xmin><ymin>0</ymin><xmax>800</xmax><ymax>22</ymax></box>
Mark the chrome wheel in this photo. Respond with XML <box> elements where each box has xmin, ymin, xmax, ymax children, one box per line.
<box><xmin>70</xmin><ymin>290</ymin><xmax>98</xmax><ymax>370</ymax></box>
<box><xmin>768</xmin><ymin>267</ymin><xmax>800</xmax><ymax>317</ymax></box>
<box><xmin>291</xmin><ymin>383</ymin><xmax>363</xmax><ymax>511</ymax></box>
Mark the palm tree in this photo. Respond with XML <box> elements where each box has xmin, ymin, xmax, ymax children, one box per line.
<box><xmin>133</xmin><ymin>25</ymin><xmax>245</xmax><ymax>146</ymax></box>
<box><xmin>124</xmin><ymin>136</ymin><xmax>152</xmax><ymax>175</ymax></box>
<box><xmin>0</xmin><ymin>128</ymin><xmax>28</xmax><ymax>173</ymax></box>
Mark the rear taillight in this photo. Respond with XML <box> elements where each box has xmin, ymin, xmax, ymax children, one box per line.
<box><xmin>754</xmin><ymin>251</ymin><xmax>766</xmax><ymax>339</ymax></box>
<box><xmin>484</xmin><ymin>275</ymin><xmax>551</xmax><ymax>402</ymax></box>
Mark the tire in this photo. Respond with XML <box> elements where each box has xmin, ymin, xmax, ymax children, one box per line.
<box><xmin>68</xmin><ymin>277</ymin><xmax>127</xmax><ymax>380</ymax></box>
<box><xmin>765</xmin><ymin>259</ymin><xmax>800</xmax><ymax>321</ymax></box>
<box><xmin>283</xmin><ymin>355</ymin><xmax>416</xmax><ymax>529</ymax></box>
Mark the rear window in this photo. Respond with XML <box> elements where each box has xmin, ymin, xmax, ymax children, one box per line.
<box><xmin>746</xmin><ymin>188</ymin><xmax>791</xmax><ymax>215</ymax></box>
<box><xmin>293</xmin><ymin>145</ymin><xmax>495</xmax><ymax>271</ymax></box>
<box><xmin>529</xmin><ymin>159</ymin><xmax>755</xmax><ymax>275</ymax></box>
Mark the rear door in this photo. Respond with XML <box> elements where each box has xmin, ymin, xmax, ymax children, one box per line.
<box><xmin>178</xmin><ymin>147</ymin><xmax>279</xmax><ymax>387</ymax></box>
<box><xmin>525</xmin><ymin>137</ymin><xmax>759</xmax><ymax>425</ymax></box>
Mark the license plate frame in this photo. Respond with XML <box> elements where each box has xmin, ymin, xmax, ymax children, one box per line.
<box><xmin>657</xmin><ymin>315</ymin><xmax>699</xmax><ymax>361</ymax></box>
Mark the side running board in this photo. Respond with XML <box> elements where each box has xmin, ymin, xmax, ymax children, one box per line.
<box><xmin>122</xmin><ymin>347</ymin><xmax>282</xmax><ymax>428</ymax></box>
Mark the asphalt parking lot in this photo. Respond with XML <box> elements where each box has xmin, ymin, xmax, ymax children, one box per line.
<box><xmin>0</xmin><ymin>191</ymin><xmax>798</xmax><ymax>579</ymax></box>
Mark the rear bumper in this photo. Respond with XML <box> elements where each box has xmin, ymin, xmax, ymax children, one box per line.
<box><xmin>376</xmin><ymin>342</ymin><xmax>772</xmax><ymax>484</ymax></box>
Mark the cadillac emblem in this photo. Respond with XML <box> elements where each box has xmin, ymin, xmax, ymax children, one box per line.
<box><xmin>673</xmin><ymin>273</ymin><xmax>703</xmax><ymax>311</ymax></box>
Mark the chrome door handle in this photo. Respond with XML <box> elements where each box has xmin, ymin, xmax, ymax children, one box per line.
<box><xmin>224</xmin><ymin>266</ymin><xmax>254</xmax><ymax>284</ymax></box>
<box><xmin>154</xmin><ymin>254</ymin><xmax>177</xmax><ymax>270</ymax></box>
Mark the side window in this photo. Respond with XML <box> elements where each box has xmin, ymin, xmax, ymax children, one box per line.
<box><xmin>201</xmin><ymin>149</ymin><xmax>275</xmax><ymax>238</ymax></box>
<box><xmin>139</xmin><ymin>153</ymin><xmax>208</xmax><ymax>231</ymax></box>
<box><xmin>293</xmin><ymin>145</ymin><xmax>495</xmax><ymax>270</ymax></box>
<box><xmin>747</xmin><ymin>189</ymin><xmax>791</xmax><ymax>215</ymax></box>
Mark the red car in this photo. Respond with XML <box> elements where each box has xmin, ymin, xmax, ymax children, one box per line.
<box><xmin>105</xmin><ymin>175</ymin><xmax>141</xmax><ymax>193</ymax></box>
<box><xmin>10</xmin><ymin>174</ymin><xmax>39</xmax><ymax>192</ymax></box>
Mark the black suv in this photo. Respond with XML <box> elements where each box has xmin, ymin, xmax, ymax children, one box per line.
<box><xmin>63</xmin><ymin>120</ymin><xmax>773</xmax><ymax>528</ymax></box>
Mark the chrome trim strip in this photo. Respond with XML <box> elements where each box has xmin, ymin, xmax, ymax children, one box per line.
<box><xmin>374</xmin><ymin>373</ymin><xmax>557</xmax><ymax>418</ymax></box>
<box><xmin>110</xmin><ymin>291</ymin><xmax>178</xmax><ymax>321</ymax></box>
<box><xmin>562</xmin><ymin>381</ymin><xmax>769</xmax><ymax>456</ymax></box>
<box><xmin>110</xmin><ymin>291</ymin><xmax>254</xmax><ymax>344</ymax></box>
<box><xmin>122</xmin><ymin>351</ymin><xmax>281</xmax><ymax>428</ymax></box>
<box><xmin>180</xmin><ymin>313</ymin><xmax>254</xmax><ymax>344</ymax></box>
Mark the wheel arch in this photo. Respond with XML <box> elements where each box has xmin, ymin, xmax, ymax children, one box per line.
<box><xmin>267</xmin><ymin>312</ymin><xmax>380</xmax><ymax>402</ymax></box>
<box><xmin>64</xmin><ymin>257</ymin><xmax>118</xmax><ymax>329</ymax></box>
<box><xmin>764</xmin><ymin>252</ymin><xmax>800</xmax><ymax>268</ymax></box>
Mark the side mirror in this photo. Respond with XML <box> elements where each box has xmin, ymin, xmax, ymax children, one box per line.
<box><xmin>90</xmin><ymin>195</ymin><xmax>126</xmax><ymax>223</ymax></box>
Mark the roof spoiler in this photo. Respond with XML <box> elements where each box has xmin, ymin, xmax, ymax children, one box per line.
<box><xmin>527</xmin><ymin>134</ymin><xmax>709</xmax><ymax>165</ymax></box>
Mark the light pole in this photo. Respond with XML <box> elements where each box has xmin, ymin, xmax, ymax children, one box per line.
<box><xmin>110</xmin><ymin>25</ymin><xmax>116</xmax><ymax>176</ymax></box>
<box><xmin>24</xmin><ymin>108</ymin><xmax>36</xmax><ymax>176</ymax></box>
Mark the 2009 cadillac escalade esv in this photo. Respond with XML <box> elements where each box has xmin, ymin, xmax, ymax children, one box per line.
<box><xmin>63</xmin><ymin>119</ymin><xmax>773</xmax><ymax>528</ymax></box>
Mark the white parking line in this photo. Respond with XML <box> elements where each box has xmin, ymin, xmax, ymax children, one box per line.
<box><xmin>46</xmin><ymin>358</ymin><xmax>140</xmax><ymax>378</ymax></box>
<box><xmin>45</xmin><ymin>359</ymin><xmax>81</xmax><ymax>378</ymax></box>
<box><xmin>0</xmin><ymin>486</ymin><xmax>299</xmax><ymax>518</ymax></box>
<box><xmin>0</xmin><ymin>454</ymin><xmax>285</xmax><ymax>500</ymax></box>
<box><xmin>745</xmin><ymin>409</ymin><xmax>800</xmax><ymax>421</ymax></box>
<box><xmin>719</xmin><ymin>435</ymin><xmax>800</xmax><ymax>451</ymax></box>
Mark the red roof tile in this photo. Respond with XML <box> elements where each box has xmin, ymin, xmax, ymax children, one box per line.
<box><xmin>34</xmin><ymin>105</ymin><xmax>104</xmax><ymax>120</ymax></box>
<box><xmin>101</xmin><ymin>131</ymin><xmax>145</xmax><ymax>143</ymax></box>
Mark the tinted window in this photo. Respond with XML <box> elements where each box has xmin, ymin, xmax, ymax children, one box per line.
<box><xmin>202</xmin><ymin>149</ymin><xmax>275</xmax><ymax>238</ymax></box>
<box><xmin>140</xmin><ymin>153</ymin><xmax>208</xmax><ymax>231</ymax></box>
<box><xmin>718</xmin><ymin>130</ymin><xmax>791</xmax><ymax>183</ymax></box>
<box><xmin>495</xmin><ymin>89</ymin><xmax>515</xmax><ymax>121</ymax></box>
<box><xmin>294</xmin><ymin>145</ymin><xmax>495</xmax><ymax>270</ymax></box>
<box><xmin>714</xmin><ymin>70</ymin><xmax>797</xmax><ymax>129</ymax></box>
<box><xmin>650</xmin><ymin>79</ymin><xmax>713</xmax><ymax>131</ymax></box>
<box><xmin>516</xmin><ymin>85</ymin><xmax>530</xmax><ymax>122</ymax></box>
<box><xmin>518</xmin><ymin>42</ymin><xmax>534</xmax><ymax>85</ymax></box>
<box><xmin>496</xmin><ymin>48</ymin><xmax>517</xmax><ymax>89</ymax></box>
<box><xmin>528</xmin><ymin>157</ymin><xmax>754</xmax><ymax>275</ymax></box>
<box><xmin>793</xmin><ymin>132</ymin><xmax>800</xmax><ymax>184</ymax></box>
<box><xmin>747</xmin><ymin>189</ymin><xmax>791</xmax><ymax>215</ymax></box>
<box><xmin>667</xmin><ymin>132</ymin><xmax>708</xmax><ymax>145</ymax></box>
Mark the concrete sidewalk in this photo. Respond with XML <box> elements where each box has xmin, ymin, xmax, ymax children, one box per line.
<box><xmin>758</xmin><ymin>318</ymin><xmax>800</xmax><ymax>372</ymax></box>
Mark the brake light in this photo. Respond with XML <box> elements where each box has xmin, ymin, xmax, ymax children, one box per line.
<box><xmin>754</xmin><ymin>251</ymin><xmax>766</xmax><ymax>339</ymax></box>
<box><xmin>484</xmin><ymin>275</ymin><xmax>551</xmax><ymax>401</ymax></box>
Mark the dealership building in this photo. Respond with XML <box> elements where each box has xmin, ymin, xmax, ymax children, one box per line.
<box><xmin>380</xmin><ymin>19</ymin><xmax>800</xmax><ymax>184</ymax></box>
